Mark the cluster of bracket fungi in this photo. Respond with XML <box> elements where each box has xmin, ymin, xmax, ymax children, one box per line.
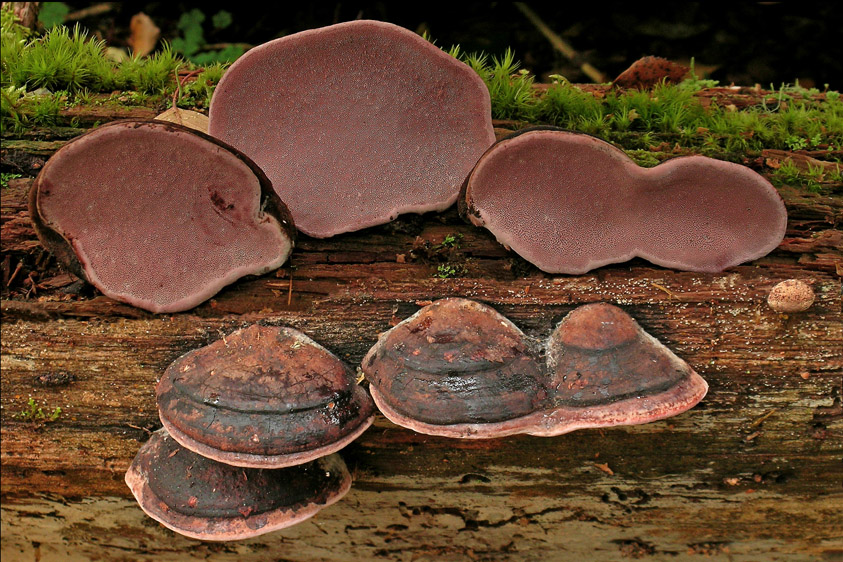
<box><xmin>126</xmin><ymin>325</ymin><xmax>374</xmax><ymax>540</ymax></box>
<box><xmin>26</xmin><ymin>20</ymin><xmax>801</xmax><ymax>540</ymax></box>
<box><xmin>363</xmin><ymin>299</ymin><xmax>708</xmax><ymax>439</ymax></box>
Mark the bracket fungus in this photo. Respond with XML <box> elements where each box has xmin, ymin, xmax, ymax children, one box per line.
<box><xmin>362</xmin><ymin>298</ymin><xmax>707</xmax><ymax>438</ymax></box>
<box><xmin>362</xmin><ymin>298</ymin><xmax>547</xmax><ymax>438</ymax></box>
<box><xmin>208</xmin><ymin>20</ymin><xmax>495</xmax><ymax>238</ymax></box>
<box><xmin>462</xmin><ymin>128</ymin><xmax>788</xmax><ymax>274</ymax></box>
<box><xmin>157</xmin><ymin>324</ymin><xmax>375</xmax><ymax>468</ymax></box>
<box><xmin>125</xmin><ymin>429</ymin><xmax>351</xmax><ymax>541</ymax></box>
<box><xmin>531</xmin><ymin>302</ymin><xmax>709</xmax><ymax>436</ymax></box>
<box><xmin>29</xmin><ymin>120</ymin><xmax>296</xmax><ymax>313</ymax></box>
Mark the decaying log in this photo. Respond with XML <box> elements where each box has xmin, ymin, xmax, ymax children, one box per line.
<box><xmin>1</xmin><ymin>111</ymin><xmax>841</xmax><ymax>561</ymax></box>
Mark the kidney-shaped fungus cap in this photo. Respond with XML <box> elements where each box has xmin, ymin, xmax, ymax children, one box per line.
<box><xmin>125</xmin><ymin>429</ymin><xmax>351</xmax><ymax>541</ymax></box>
<box><xmin>208</xmin><ymin>20</ymin><xmax>495</xmax><ymax>238</ymax></box>
<box><xmin>462</xmin><ymin>128</ymin><xmax>787</xmax><ymax>274</ymax></box>
<box><xmin>531</xmin><ymin>303</ymin><xmax>709</xmax><ymax>436</ymax></box>
<box><xmin>158</xmin><ymin>324</ymin><xmax>375</xmax><ymax>468</ymax></box>
<box><xmin>29</xmin><ymin>120</ymin><xmax>296</xmax><ymax>313</ymax></box>
<box><xmin>362</xmin><ymin>298</ymin><xmax>547</xmax><ymax>438</ymax></box>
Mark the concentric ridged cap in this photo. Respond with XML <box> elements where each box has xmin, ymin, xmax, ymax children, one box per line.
<box><xmin>362</xmin><ymin>298</ymin><xmax>547</xmax><ymax>438</ymax></box>
<box><xmin>530</xmin><ymin>303</ymin><xmax>709</xmax><ymax>436</ymax></box>
<box><xmin>157</xmin><ymin>324</ymin><xmax>375</xmax><ymax>467</ymax></box>
<box><xmin>125</xmin><ymin>429</ymin><xmax>351</xmax><ymax>541</ymax></box>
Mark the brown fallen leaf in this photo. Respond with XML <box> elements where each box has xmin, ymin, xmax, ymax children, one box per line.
<box><xmin>594</xmin><ymin>462</ymin><xmax>614</xmax><ymax>476</ymax></box>
<box><xmin>128</xmin><ymin>12</ymin><xmax>160</xmax><ymax>58</ymax></box>
<box><xmin>154</xmin><ymin>107</ymin><xmax>209</xmax><ymax>134</ymax></box>
<box><xmin>613</xmin><ymin>56</ymin><xmax>689</xmax><ymax>90</ymax></box>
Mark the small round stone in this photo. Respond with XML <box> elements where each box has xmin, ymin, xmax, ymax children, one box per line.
<box><xmin>767</xmin><ymin>279</ymin><xmax>815</xmax><ymax>313</ymax></box>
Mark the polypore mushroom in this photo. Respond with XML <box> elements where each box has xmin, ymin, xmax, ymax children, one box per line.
<box><xmin>530</xmin><ymin>302</ymin><xmax>709</xmax><ymax>436</ymax></box>
<box><xmin>767</xmin><ymin>279</ymin><xmax>815</xmax><ymax>313</ymax></box>
<box><xmin>362</xmin><ymin>299</ymin><xmax>707</xmax><ymax>438</ymax></box>
<box><xmin>125</xmin><ymin>429</ymin><xmax>351</xmax><ymax>541</ymax></box>
<box><xmin>361</xmin><ymin>298</ymin><xmax>547</xmax><ymax>438</ymax></box>
<box><xmin>208</xmin><ymin>20</ymin><xmax>495</xmax><ymax>238</ymax></box>
<box><xmin>157</xmin><ymin>324</ymin><xmax>375</xmax><ymax>468</ymax></box>
<box><xmin>29</xmin><ymin>120</ymin><xmax>295</xmax><ymax>313</ymax></box>
<box><xmin>462</xmin><ymin>127</ymin><xmax>788</xmax><ymax>274</ymax></box>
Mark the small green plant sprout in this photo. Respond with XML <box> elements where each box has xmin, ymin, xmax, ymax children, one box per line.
<box><xmin>784</xmin><ymin>135</ymin><xmax>808</xmax><ymax>151</ymax></box>
<box><xmin>17</xmin><ymin>397</ymin><xmax>62</xmax><ymax>423</ymax></box>
<box><xmin>436</xmin><ymin>263</ymin><xmax>462</xmax><ymax>278</ymax></box>
<box><xmin>1</xmin><ymin>172</ymin><xmax>22</xmax><ymax>187</ymax></box>
<box><xmin>171</xmin><ymin>8</ymin><xmax>244</xmax><ymax>64</ymax></box>
<box><xmin>678</xmin><ymin>57</ymin><xmax>720</xmax><ymax>91</ymax></box>
<box><xmin>37</xmin><ymin>2</ymin><xmax>70</xmax><ymax>29</ymax></box>
<box><xmin>434</xmin><ymin>233</ymin><xmax>463</xmax><ymax>250</ymax></box>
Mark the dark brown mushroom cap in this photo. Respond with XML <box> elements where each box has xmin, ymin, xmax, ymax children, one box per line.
<box><xmin>28</xmin><ymin>119</ymin><xmax>296</xmax><ymax>313</ymax></box>
<box><xmin>530</xmin><ymin>303</ymin><xmax>708</xmax><ymax>436</ymax></box>
<box><xmin>463</xmin><ymin>128</ymin><xmax>787</xmax><ymax>274</ymax></box>
<box><xmin>157</xmin><ymin>325</ymin><xmax>375</xmax><ymax>468</ymax></box>
<box><xmin>362</xmin><ymin>298</ymin><xmax>547</xmax><ymax>437</ymax></box>
<box><xmin>125</xmin><ymin>429</ymin><xmax>351</xmax><ymax>541</ymax></box>
<box><xmin>208</xmin><ymin>20</ymin><xmax>495</xmax><ymax>238</ymax></box>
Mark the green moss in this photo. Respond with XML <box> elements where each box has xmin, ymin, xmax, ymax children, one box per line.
<box><xmin>1</xmin><ymin>10</ymin><xmax>185</xmax><ymax>95</ymax></box>
<box><xmin>2</xmin><ymin>14</ymin><xmax>841</xmax><ymax>169</ymax></box>
<box><xmin>439</xmin><ymin>41</ymin><xmax>842</xmax><ymax>155</ymax></box>
<box><xmin>770</xmin><ymin>159</ymin><xmax>841</xmax><ymax>193</ymax></box>
<box><xmin>623</xmin><ymin>150</ymin><xmax>663</xmax><ymax>168</ymax></box>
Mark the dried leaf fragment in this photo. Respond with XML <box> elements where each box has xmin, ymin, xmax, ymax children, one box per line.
<box><xmin>128</xmin><ymin>12</ymin><xmax>160</xmax><ymax>58</ymax></box>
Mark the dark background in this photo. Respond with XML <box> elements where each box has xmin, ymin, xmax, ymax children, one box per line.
<box><xmin>61</xmin><ymin>2</ymin><xmax>843</xmax><ymax>88</ymax></box>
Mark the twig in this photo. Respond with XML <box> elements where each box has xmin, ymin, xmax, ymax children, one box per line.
<box><xmin>287</xmin><ymin>268</ymin><xmax>294</xmax><ymax>306</ymax></box>
<box><xmin>65</xmin><ymin>3</ymin><xmax>113</xmax><ymax>21</ymax></box>
<box><xmin>7</xmin><ymin>261</ymin><xmax>23</xmax><ymax>287</ymax></box>
<box><xmin>171</xmin><ymin>68</ymin><xmax>203</xmax><ymax>108</ymax></box>
<box><xmin>127</xmin><ymin>423</ymin><xmax>153</xmax><ymax>435</ymax></box>
<box><xmin>749</xmin><ymin>409</ymin><xmax>778</xmax><ymax>429</ymax></box>
<box><xmin>650</xmin><ymin>282</ymin><xmax>676</xmax><ymax>299</ymax></box>
<box><xmin>201</xmin><ymin>42</ymin><xmax>253</xmax><ymax>51</ymax></box>
<box><xmin>513</xmin><ymin>3</ymin><xmax>606</xmax><ymax>83</ymax></box>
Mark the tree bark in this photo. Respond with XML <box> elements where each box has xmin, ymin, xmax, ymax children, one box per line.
<box><xmin>1</xmin><ymin>111</ymin><xmax>841</xmax><ymax>561</ymax></box>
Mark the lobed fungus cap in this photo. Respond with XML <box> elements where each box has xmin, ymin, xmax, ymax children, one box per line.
<box><xmin>209</xmin><ymin>20</ymin><xmax>495</xmax><ymax>238</ymax></box>
<box><xmin>29</xmin><ymin>119</ymin><xmax>296</xmax><ymax>313</ymax></box>
<box><xmin>462</xmin><ymin>127</ymin><xmax>788</xmax><ymax>274</ymax></box>
<box><xmin>361</xmin><ymin>299</ymin><xmax>708</xmax><ymax>439</ymax></box>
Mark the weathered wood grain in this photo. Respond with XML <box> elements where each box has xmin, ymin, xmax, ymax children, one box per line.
<box><xmin>2</xmin><ymin>114</ymin><xmax>842</xmax><ymax>561</ymax></box>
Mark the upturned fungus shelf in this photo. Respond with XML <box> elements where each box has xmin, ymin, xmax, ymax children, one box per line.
<box><xmin>1</xmin><ymin>107</ymin><xmax>842</xmax><ymax>561</ymax></box>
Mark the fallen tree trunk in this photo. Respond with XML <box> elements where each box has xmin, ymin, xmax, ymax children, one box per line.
<box><xmin>1</xmin><ymin>114</ymin><xmax>841</xmax><ymax>561</ymax></box>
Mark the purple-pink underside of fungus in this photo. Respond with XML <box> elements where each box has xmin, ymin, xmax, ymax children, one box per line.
<box><xmin>208</xmin><ymin>20</ymin><xmax>495</xmax><ymax>238</ymax></box>
<box><xmin>464</xmin><ymin>129</ymin><xmax>788</xmax><ymax>274</ymax></box>
<box><xmin>30</xmin><ymin>120</ymin><xmax>295</xmax><ymax>313</ymax></box>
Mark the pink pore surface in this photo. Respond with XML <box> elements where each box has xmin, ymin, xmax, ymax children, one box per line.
<box><xmin>36</xmin><ymin>122</ymin><xmax>292</xmax><ymax>313</ymax></box>
<box><xmin>467</xmin><ymin>130</ymin><xmax>787</xmax><ymax>274</ymax></box>
<box><xmin>208</xmin><ymin>20</ymin><xmax>495</xmax><ymax>238</ymax></box>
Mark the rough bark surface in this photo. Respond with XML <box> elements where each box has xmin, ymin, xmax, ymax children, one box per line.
<box><xmin>1</xmin><ymin>110</ymin><xmax>842</xmax><ymax>562</ymax></box>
